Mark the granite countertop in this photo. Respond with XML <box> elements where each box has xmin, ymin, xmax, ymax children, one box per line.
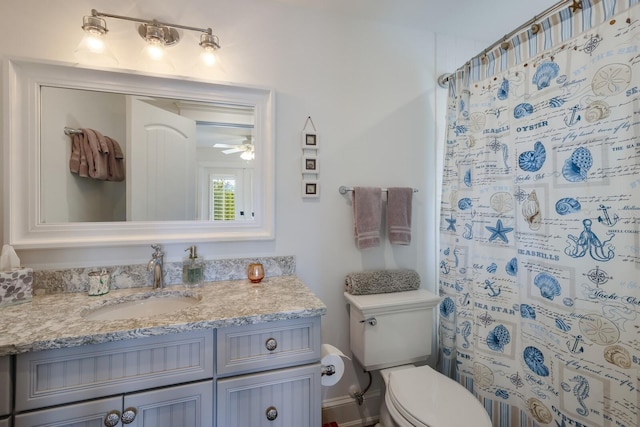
<box><xmin>0</xmin><ymin>275</ymin><xmax>326</xmax><ymax>356</ymax></box>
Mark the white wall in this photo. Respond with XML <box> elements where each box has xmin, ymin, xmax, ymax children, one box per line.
<box><xmin>40</xmin><ymin>87</ymin><xmax>127</xmax><ymax>223</ymax></box>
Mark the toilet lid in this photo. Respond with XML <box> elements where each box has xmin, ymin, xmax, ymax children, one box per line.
<box><xmin>387</xmin><ymin>365</ymin><xmax>492</xmax><ymax>427</ymax></box>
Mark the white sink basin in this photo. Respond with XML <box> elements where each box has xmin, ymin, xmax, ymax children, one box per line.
<box><xmin>82</xmin><ymin>291</ymin><xmax>201</xmax><ymax>321</ymax></box>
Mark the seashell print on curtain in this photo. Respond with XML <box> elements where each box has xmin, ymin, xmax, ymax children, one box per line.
<box><xmin>438</xmin><ymin>1</ymin><xmax>640</xmax><ymax>426</ymax></box>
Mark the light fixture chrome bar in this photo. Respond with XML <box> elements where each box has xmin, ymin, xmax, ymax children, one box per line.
<box><xmin>91</xmin><ymin>9</ymin><xmax>214</xmax><ymax>35</ymax></box>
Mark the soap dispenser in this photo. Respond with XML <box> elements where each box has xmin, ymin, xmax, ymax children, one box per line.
<box><xmin>183</xmin><ymin>245</ymin><xmax>204</xmax><ymax>288</ymax></box>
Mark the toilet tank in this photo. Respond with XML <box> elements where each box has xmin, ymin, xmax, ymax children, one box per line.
<box><xmin>344</xmin><ymin>289</ymin><xmax>441</xmax><ymax>371</ymax></box>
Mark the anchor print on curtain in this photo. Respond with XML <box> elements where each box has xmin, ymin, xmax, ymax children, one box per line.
<box><xmin>439</xmin><ymin>1</ymin><xmax>640</xmax><ymax>426</ymax></box>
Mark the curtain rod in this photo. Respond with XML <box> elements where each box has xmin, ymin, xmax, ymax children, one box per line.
<box><xmin>438</xmin><ymin>0</ymin><xmax>572</xmax><ymax>87</ymax></box>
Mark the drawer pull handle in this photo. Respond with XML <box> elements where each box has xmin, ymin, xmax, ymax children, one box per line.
<box><xmin>104</xmin><ymin>410</ymin><xmax>121</xmax><ymax>427</ymax></box>
<box><xmin>121</xmin><ymin>407</ymin><xmax>137</xmax><ymax>424</ymax></box>
<box><xmin>265</xmin><ymin>406</ymin><xmax>278</xmax><ymax>421</ymax></box>
<box><xmin>265</xmin><ymin>337</ymin><xmax>278</xmax><ymax>351</ymax></box>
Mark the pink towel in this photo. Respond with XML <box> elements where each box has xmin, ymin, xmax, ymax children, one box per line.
<box><xmin>353</xmin><ymin>187</ymin><xmax>382</xmax><ymax>249</ymax></box>
<box><xmin>81</xmin><ymin>128</ymin><xmax>109</xmax><ymax>180</ymax></box>
<box><xmin>69</xmin><ymin>133</ymin><xmax>82</xmax><ymax>174</ymax></box>
<box><xmin>387</xmin><ymin>187</ymin><xmax>413</xmax><ymax>245</ymax></box>
<box><xmin>104</xmin><ymin>135</ymin><xmax>125</xmax><ymax>182</ymax></box>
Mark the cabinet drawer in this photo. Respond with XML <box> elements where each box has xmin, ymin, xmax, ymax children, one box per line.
<box><xmin>217</xmin><ymin>363</ymin><xmax>321</xmax><ymax>427</ymax></box>
<box><xmin>16</xmin><ymin>330</ymin><xmax>214</xmax><ymax>412</ymax></box>
<box><xmin>217</xmin><ymin>317</ymin><xmax>320</xmax><ymax>377</ymax></box>
<box><xmin>0</xmin><ymin>417</ymin><xmax>10</xmax><ymax>427</ymax></box>
<box><xmin>0</xmin><ymin>356</ymin><xmax>11</xmax><ymax>416</ymax></box>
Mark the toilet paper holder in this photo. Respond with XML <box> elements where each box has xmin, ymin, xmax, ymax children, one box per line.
<box><xmin>320</xmin><ymin>343</ymin><xmax>350</xmax><ymax>386</ymax></box>
<box><xmin>321</xmin><ymin>364</ymin><xmax>336</xmax><ymax>376</ymax></box>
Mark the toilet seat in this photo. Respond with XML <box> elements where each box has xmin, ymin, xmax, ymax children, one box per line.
<box><xmin>386</xmin><ymin>365</ymin><xmax>492</xmax><ymax>427</ymax></box>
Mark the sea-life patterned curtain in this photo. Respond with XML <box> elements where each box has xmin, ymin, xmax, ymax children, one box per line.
<box><xmin>438</xmin><ymin>1</ymin><xmax>640</xmax><ymax>426</ymax></box>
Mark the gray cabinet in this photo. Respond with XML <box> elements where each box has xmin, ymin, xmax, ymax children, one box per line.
<box><xmin>15</xmin><ymin>330</ymin><xmax>213</xmax><ymax>411</ymax></box>
<box><xmin>15</xmin><ymin>381</ymin><xmax>213</xmax><ymax>427</ymax></box>
<box><xmin>217</xmin><ymin>317</ymin><xmax>321</xmax><ymax>377</ymax></box>
<box><xmin>0</xmin><ymin>356</ymin><xmax>11</xmax><ymax>417</ymax></box>
<box><xmin>217</xmin><ymin>364</ymin><xmax>320</xmax><ymax>427</ymax></box>
<box><xmin>14</xmin><ymin>330</ymin><xmax>214</xmax><ymax>427</ymax></box>
<box><xmin>216</xmin><ymin>317</ymin><xmax>322</xmax><ymax>427</ymax></box>
<box><xmin>15</xmin><ymin>396</ymin><xmax>120</xmax><ymax>427</ymax></box>
<box><xmin>9</xmin><ymin>316</ymin><xmax>322</xmax><ymax>427</ymax></box>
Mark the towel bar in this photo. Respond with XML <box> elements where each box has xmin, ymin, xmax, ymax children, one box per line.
<box><xmin>338</xmin><ymin>186</ymin><xmax>418</xmax><ymax>195</ymax></box>
<box><xmin>64</xmin><ymin>127</ymin><xmax>83</xmax><ymax>135</ymax></box>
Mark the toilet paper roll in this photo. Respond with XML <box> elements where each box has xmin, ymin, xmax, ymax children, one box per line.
<box><xmin>321</xmin><ymin>344</ymin><xmax>350</xmax><ymax>387</ymax></box>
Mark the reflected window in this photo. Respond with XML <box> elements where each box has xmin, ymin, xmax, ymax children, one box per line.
<box><xmin>210</xmin><ymin>176</ymin><xmax>236</xmax><ymax>221</ymax></box>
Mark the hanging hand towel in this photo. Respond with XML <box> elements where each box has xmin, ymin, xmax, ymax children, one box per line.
<box><xmin>81</xmin><ymin>128</ymin><xmax>109</xmax><ymax>180</ymax></box>
<box><xmin>77</xmin><ymin>130</ymin><xmax>90</xmax><ymax>177</ymax></box>
<box><xmin>387</xmin><ymin>187</ymin><xmax>413</xmax><ymax>245</ymax></box>
<box><xmin>69</xmin><ymin>133</ymin><xmax>82</xmax><ymax>175</ymax></box>
<box><xmin>104</xmin><ymin>135</ymin><xmax>126</xmax><ymax>182</ymax></box>
<box><xmin>353</xmin><ymin>187</ymin><xmax>382</xmax><ymax>249</ymax></box>
<box><xmin>345</xmin><ymin>269</ymin><xmax>420</xmax><ymax>295</ymax></box>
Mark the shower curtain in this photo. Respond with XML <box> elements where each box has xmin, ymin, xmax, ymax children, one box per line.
<box><xmin>438</xmin><ymin>1</ymin><xmax>640</xmax><ymax>426</ymax></box>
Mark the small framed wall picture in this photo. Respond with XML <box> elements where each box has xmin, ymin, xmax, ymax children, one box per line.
<box><xmin>302</xmin><ymin>180</ymin><xmax>320</xmax><ymax>198</ymax></box>
<box><xmin>302</xmin><ymin>132</ymin><xmax>319</xmax><ymax>149</ymax></box>
<box><xmin>302</xmin><ymin>155</ymin><xmax>319</xmax><ymax>174</ymax></box>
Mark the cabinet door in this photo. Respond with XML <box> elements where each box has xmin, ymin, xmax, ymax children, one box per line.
<box><xmin>0</xmin><ymin>356</ymin><xmax>11</xmax><ymax>417</ymax></box>
<box><xmin>14</xmin><ymin>396</ymin><xmax>121</xmax><ymax>427</ymax></box>
<box><xmin>126</xmin><ymin>380</ymin><xmax>213</xmax><ymax>427</ymax></box>
<box><xmin>0</xmin><ymin>417</ymin><xmax>11</xmax><ymax>427</ymax></box>
<box><xmin>217</xmin><ymin>364</ymin><xmax>320</xmax><ymax>427</ymax></box>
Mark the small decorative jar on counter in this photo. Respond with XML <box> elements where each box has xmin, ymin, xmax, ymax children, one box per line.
<box><xmin>247</xmin><ymin>263</ymin><xmax>265</xmax><ymax>283</ymax></box>
<box><xmin>88</xmin><ymin>268</ymin><xmax>110</xmax><ymax>296</ymax></box>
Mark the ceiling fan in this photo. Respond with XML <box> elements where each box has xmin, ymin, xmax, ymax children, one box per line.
<box><xmin>214</xmin><ymin>137</ymin><xmax>254</xmax><ymax>160</ymax></box>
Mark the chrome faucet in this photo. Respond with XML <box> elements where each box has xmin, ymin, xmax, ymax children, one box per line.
<box><xmin>148</xmin><ymin>244</ymin><xmax>164</xmax><ymax>289</ymax></box>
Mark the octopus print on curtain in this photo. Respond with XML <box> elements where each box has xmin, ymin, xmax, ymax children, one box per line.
<box><xmin>439</xmin><ymin>1</ymin><xmax>640</xmax><ymax>427</ymax></box>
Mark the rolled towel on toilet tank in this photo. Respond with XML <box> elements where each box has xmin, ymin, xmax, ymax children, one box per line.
<box><xmin>345</xmin><ymin>269</ymin><xmax>420</xmax><ymax>295</ymax></box>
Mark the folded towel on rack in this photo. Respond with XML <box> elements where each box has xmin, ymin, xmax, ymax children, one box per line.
<box><xmin>387</xmin><ymin>187</ymin><xmax>413</xmax><ymax>245</ymax></box>
<box><xmin>345</xmin><ymin>269</ymin><xmax>421</xmax><ymax>295</ymax></box>
<box><xmin>353</xmin><ymin>187</ymin><xmax>382</xmax><ymax>249</ymax></box>
<box><xmin>69</xmin><ymin>129</ymin><xmax>125</xmax><ymax>181</ymax></box>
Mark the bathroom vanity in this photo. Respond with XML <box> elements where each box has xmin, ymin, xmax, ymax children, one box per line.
<box><xmin>0</xmin><ymin>276</ymin><xmax>326</xmax><ymax>427</ymax></box>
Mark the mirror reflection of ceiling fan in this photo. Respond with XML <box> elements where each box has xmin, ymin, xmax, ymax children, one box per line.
<box><xmin>214</xmin><ymin>136</ymin><xmax>255</xmax><ymax>160</ymax></box>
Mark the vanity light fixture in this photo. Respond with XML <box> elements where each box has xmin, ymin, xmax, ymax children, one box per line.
<box><xmin>76</xmin><ymin>9</ymin><xmax>220</xmax><ymax>68</ymax></box>
<box><xmin>75</xmin><ymin>14</ymin><xmax>118</xmax><ymax>66</ymax></box>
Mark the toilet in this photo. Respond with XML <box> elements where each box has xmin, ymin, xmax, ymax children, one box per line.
<box><xmin>344</xmin><ymin>289</ymin><xmax>492</xmax><ymax>427</ymax></box>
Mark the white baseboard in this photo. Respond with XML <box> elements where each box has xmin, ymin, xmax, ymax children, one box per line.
<box><xmin>322</xmin><ymin>389</ymin><xmax>381</xmax><ymax>427</ymax></box>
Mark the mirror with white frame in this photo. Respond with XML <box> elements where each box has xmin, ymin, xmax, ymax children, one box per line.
<box><xmin>3</xmin><ymin>58</ymin><xmax>275</xmax><ymax>248</ymax></box>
